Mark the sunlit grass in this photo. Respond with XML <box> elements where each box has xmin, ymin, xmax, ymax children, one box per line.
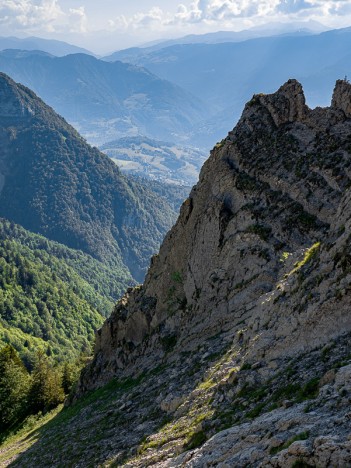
<box><xmin>0</xmin><ymin>406</ymin><xmax>63</xmax><ymax>466</ymax></box>
<box><xmin>285</xmin><ymin>242</ymin><xmax>320</xmax><ymax>278</ymax></box>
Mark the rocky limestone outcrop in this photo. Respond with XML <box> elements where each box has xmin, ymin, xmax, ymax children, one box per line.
<box><xmin>156</xmin><ymin>363</ymin><xmax>351</xmax><ymax>467</ymax></box>
<box><xmin>58</xmin><ymin>78</ymin><xmax>351</xmax><ymax>467</ymax></box>
<box><xmin>249</xmin><ymin>79</ymin><xmax>309</xmax><ymax>126</ymax></box>
<box><xmin>332</xmin><ymin>78</ymin><xmax>351</xmax><ymax>118</ymax></box>
<box><xmin>78</xmin><ymin>78</ymin><xmax>351</xmax><ymax>392</ymax></box>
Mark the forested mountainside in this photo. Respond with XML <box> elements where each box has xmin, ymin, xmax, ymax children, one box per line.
<box><xmin>0</xmin><ymin>218</ymin><xmax>133</xmax><ymax>364</ymax></box>
<box><xmin>0</xmin><ymin>216</ymin><xmax>120</xmax><ymax>439</ymax></box>
<box><xmin>0</xmin><ymin>73</ymin><xmax>179</xmax><ymax>281</ymax></box>
<box><xmin>9</xmin><ymin>79</ymin><xmax>351</xmax><ymax>467</ymax></box>
<box><xmin>132</xmin><ymin>176</ymin><xmax>191</xmax><ymax>213</ymax></box>
<box><xmin>0</xmin><ymin>51</ymin><xmax>208</xmax><ymax>145</ymax></box>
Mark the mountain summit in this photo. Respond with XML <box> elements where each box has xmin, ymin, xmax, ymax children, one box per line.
<box><xmin>12</xmin><ymin>79</ymin><xmax>351</xmax><ymax>467</ymax></box>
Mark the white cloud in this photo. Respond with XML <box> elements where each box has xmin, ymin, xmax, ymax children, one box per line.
<box><xmin>327</xmin><ymin>0</ymin><xmax>351</xmax><ymax>15</ymax></box>
<box><xmin>68</xmin><ymin>6</ymin><xmax>87</xmax><ymax>33</ymax></box>
<box><xmin>1</xmin><ymin>0</ymin><xmax>350</xmax><ymax>51</ymax></box>
<box><xmin>0</xmin><ymin>0</ymin><xmax>87</xmax><ymax>34</ymax></box>
<box><xmin>276</xmin><ymin>0</ymin><xmax>314</xmax><ymax>14</ymax></box>
<box><xmin>107</xmin><ymin>0</ymin><xmax>351</xmax><ymax>32</ymax></box>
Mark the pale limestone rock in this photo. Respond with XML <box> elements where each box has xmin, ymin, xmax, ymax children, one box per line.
<box><xmin>259</xmin><ymin>79</ymin><xmax>309</xmax><ymax>126</ymax></box>
<box><xmin>334</xmin><ymin>364</ymin><xmax>351</xmax><ymax>390</ymax></box>
<box><xmin>331</xmin><ymin>79</ymin><xmax>351</xmax><ymax>117</ymax></box>
<box><xmin>286</xmin><ymin>440</ymin><xmax>312</xmax><ymax>456</ymax></box>
<box><xmin>160</xmin><ymin>395</ymin><xmax>184</xmax><ymax>413</ymax></box>
<box><xmin>73</xmin><ymin>80</ymin><xmax>351</xmax><ymax>466</ymax></box>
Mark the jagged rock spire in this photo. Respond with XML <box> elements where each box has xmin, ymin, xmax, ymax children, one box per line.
<box><xmin>265</xmin><ymin>79</ymin><xmax>308</xmax><ymax>125</ymax></box>
<box><xmin>241</xmin><ymin>79</ymin><xmax>308</xmax><ymax>127</ymax></box>
<box><xmin>331</xmin><ymin>78</ymin><xmax>351</xmax><ymax>117</ymax></box>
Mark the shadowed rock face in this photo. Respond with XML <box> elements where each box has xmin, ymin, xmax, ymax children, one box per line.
<box><xmin>63</xmin><ymin>79</ymin><xmax>351</xmax><ymax>467</ymax></box>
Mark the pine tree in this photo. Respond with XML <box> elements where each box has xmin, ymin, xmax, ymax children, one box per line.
<box><xmin>62</xmin><ymin>362</ymin><xmax>76</xmax><ymax>395</ymax></box>
<box><xmin>0</xmin><ymin>345</ymin><xmax>31</xmax><ymax>431</ymax></box>
<box><xmin>29</xmin><ymin>351</ymin><xmax>64</xmax><ymax>413</ymax></box>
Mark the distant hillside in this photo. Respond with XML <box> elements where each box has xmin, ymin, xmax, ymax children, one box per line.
<box><xmin>0</xmin><ymin>73</ymin><xmax>178</xmax><ymax>281</ymax></box>
<box><xmin>108</xmin><ymin>27</ymin><xmax>351</xmax><ymax>148</ymax></box>
<box><xmin>0</xmin><ymin>36</ymin><xmax>93</xmax><ymax>57</ymax></box>
<box><xmin>101</xmin><ymin>136</ymin><xmax>206</xmax><ymax>186</ymax></box>
<box><xmin>0</xmin><ymin>218</ymin><xmax>113</xmax><ymax>365</ymax></box>
<box><xmin>105</xmin><ymin>20</ymin><xmax>327</xmax><ymax>62</ymax></box>
<box><xmin>0</xmin><ymin>28</ymin><xmax>346</xmax><ymax>152</ymax></box>
<box><xmin>130</xmin><ymin>176</ymin><xmax>190</xmax><ymax>215</ymax></box>
<box><xmin>0</xmin><ymin>51</ymin><xmax>208</xmax><ymax>145</ymax></box>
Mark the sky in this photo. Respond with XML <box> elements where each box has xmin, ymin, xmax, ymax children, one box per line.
<box><xmin>0</xmin><ymin>0</ymin><xmax>351</xmax><ymax>53</ymax></box>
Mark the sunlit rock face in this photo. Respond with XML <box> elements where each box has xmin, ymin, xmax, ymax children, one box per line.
<box><xmin>80</xmin><ymin>79</ymin><xmax>351</xmax><ymax>389</ymax></box>
<box><xmin>70</xmin><ymin>79</ymin><xmax>351</xmax><ymax>467</ymax></box>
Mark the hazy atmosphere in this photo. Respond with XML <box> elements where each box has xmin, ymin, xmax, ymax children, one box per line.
<box><xmin>1</xmin><ymin>0</ymin><xmax>351</xmax><ymax>52</ymax></box>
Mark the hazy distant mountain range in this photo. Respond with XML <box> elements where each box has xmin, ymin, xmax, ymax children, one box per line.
<box><xmin>108</xmin><ymin>27</ymin><xmax>351</xmax><ymax>108</ymax></box>
<box><xmin>105</xmin><ymin>20</ymin><xmax>328</xmax><ymax>61</ymax></box>
<box><xmin>0</xmin><ymin>26</ymin><xmax>350</xmax><ymax>152</ymax></box>
<box><xmin>105</xmin><ymin>27</ymin><xmax>351</xmax><ymax>147</ymax></box>
<box><xmin>0</xmin><ymin>50</ymin><xmax>207</xmax><ymax>146</ymax></box>
<box><xmin>0</xmin><ymin>36</ymin><xmax>93</xmax><ymax>57</ymax></box>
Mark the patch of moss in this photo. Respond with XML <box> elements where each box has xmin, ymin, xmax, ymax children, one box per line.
<box><xmin>270</xmin><ymin>431</ymin><xmax>309</xmax><ymax>455</ymax></box>
<box><xmin>245</xmin><ymin>224</ymin><xmax>272</xmax><ymax>241</ymax></box>
<box><xmin>246</xmin><ymin>402</ymin><xmax>265</xmax><ymax>419</ymax></box>
<box><xmin>160</xmin><ymin>335</ymin><xmax>177</xmax><ymax>352</ymax></box>
<box><xmin>235</xmin><ymin>173</ymin><xmax>260</xmax><ymax>191</ymax></box>
<box><xmin>185</xmin><ymin>430</ymin><xmax>207</xmax><ymax>449</ymax></box>
<box><xmin>171</xmin><ymin>271</ymin><xmax>183</xmax><ymax>284</ymax></box>
<box><xmin>215</xmin><ymin>139</ymin><xmax>226</xmax><ymax>149</ymax></box>
<box><xmin>292</xmin><ymin>460</ymin><xmax>315</xmax><ymax>468</ymax></box>
<box><xmin>272</xmin><ymin>382</ymin><xmax>301</xmax><ymax>402</ymax></box>
<box><xmin>286</xmin><ymin>242</ymin><xmax>320</xmax><ymax>278</ymax></box>
<box><xmin>297</xmin><ymin>377</ymin><xmax>319</xmax><ymax>401</ymax></box>
<box><xmin>240</xmin><ymin>362</ymin><xmax>252</xmax><ymax>371</ymax></box>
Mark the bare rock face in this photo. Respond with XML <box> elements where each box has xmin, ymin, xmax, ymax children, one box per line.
<box><xmin>69</xmin><ymin>79</ymin><xmax>351</xmax><ymax>467</ymax></box>
<box><xmin>332</xmin><ymin>79</ymin><xmax>351</xmax><ymax>117</ymax></box>
<box><xmin>79</xmin><ymin>78</ymin><xmax>351</xmax><ymax>391</ymax></box>
<box><xmin>164</xmin><ymin>360</ymin><xmax>351</xmax><ymax>468</ymax></box>
<box><xmin>248</xmin><ymin>79</ymin><xmax>309</xmax><ymax>127</ymax></box>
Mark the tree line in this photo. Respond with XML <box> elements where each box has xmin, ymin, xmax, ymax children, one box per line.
<box><xmin>0</xmin><ymin>344</ymin><xmax>85</xmax><ymax>437</ymax></box>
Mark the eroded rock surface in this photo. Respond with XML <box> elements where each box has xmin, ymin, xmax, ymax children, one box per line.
<box><xmin>163</xmin><ymin>363</ymin><xmax>351</xmax><ymax>467</ymax></box>
<box><xmin>79</xmin><ymin>79</ymin><xmax>351</xmax><ymax>392</ymax></box>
